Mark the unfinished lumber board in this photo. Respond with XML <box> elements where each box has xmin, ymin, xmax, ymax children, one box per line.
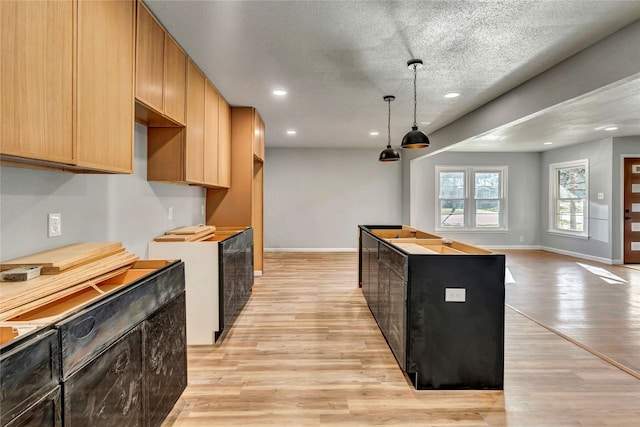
<box><xmin>155</xmin><ymin>227</ymin><xmax>216</xmax><ymax>242</ymax></box>
<box><xmin>154</xmin><ymin>234</ymin><xmax>192</xmax><ymax>242</ymax></box>
<box><xmin>0</xmin><ymin>242</ymin><xmax>124</xmax><ymax>274</ymax></box>
<box><xmin>0</xmin><ymin>266</ymin><xmax>131</xmax><ymax>322</ymax></box>
<box><xmin>0</xmin><ymin>251</ymin><xmax>138</xmax><ymax>316</ymax></box>
<box><xmin>165</xmin><ymin>225</ymin><xmax>215</xmax><ymax>235</ymax></box>
<box><xmin>193</xmin><ymin>232</ymin><xmax>216</xmax><ymax>242</ymax></box>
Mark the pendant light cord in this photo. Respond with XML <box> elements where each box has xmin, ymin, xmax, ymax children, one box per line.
<box><xmin>412</xmin><ymin>64</ymin><xmax>418</xmax><ymax>128</ymax></box>
<box><xmin>387</xmin><ymin>97</ymin><xmax>391</xmax><ymax>148</ymax></box>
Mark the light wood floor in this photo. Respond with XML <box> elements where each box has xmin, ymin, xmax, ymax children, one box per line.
<box><xmin>163</xmin><ymin>252</ymin><xmax>640</xmax><ymax>426</ymax></box>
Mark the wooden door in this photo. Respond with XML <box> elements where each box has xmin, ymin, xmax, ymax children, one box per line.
<box><xmin>0</xmin><ymin>0</ymin><xmax>74</xmax><ymax>163</ymax></box>
<box><xmin>624</xmin><ymin>158</ymin><xmax>640</xmax><ymax>263</ymax></box>
<box><xmin>185</xmin><ymin>60</ymin><xmax>205</xmax><ymax>183</ymax></box>
<box><xmin>76</xmin><ymin>0</ymin><xmax>135</xmax><ymax>172</ymax></box>
<box><xmin>163</xmin><ymin>34</ymin><xmax>186</xmax><ymax>124</ymax></box>
<box><xmin>135</xmin><ymin>1</ymin><xmax>164</xmax><ymax>112</ymax></box>
<box><xmin>203</xmin><ymin>81</ymin><xmax>219</xmax><ymax>186</ymax></box>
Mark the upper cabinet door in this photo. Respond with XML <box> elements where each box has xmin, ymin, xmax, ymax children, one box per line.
<box><xmin>185</xmin><ymin>60</ymin><xmax>205</xmax><ymax>184</ymax></box>
<box><xmin>253</xmin><ymin>111</ymin><xmax>265</xmax><ymax>161</ymax></box>
<box><xmin>163</xmin><ymin>34</ymin><xmax>186</xmax><ymax>125</ymax></box>
<box><xmin>76</xmin><ymin>0</ymin><xmax>135</xmax><ymax>172</ymax></box>
<box><xmin>0</xmin><ymin>0</ymin><xmax>74</xmax><ymax>164</ymax></box>
<box><xmin>218</xmin><ymin>96</ymin><xmax>231</xmax><ymax>188</ymax></box>
<box><xmin>135</xmin><ymin>1</ymin><xmax>164</xmax><ymax>112</ymax></box>
<box><xmin>204</xmin><ymin>81</ymin><xmax>220</xmax><ymax>186</ymax></box>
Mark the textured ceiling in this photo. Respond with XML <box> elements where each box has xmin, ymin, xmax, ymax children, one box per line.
<box><xmin>144</xmin><ymin>0</ymin><xmax>640</xmax><ymax>152</ymax></box>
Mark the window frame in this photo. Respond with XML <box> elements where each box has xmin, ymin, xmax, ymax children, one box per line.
<box><xmin>435</xmin><ymin>165</ymin><xmax>508</xmax><ymax>232</ymax></box>
<box><xmin>548</xmin><ymin>159</ymin><xmax>589</xmax><ymax>239</ymax></box>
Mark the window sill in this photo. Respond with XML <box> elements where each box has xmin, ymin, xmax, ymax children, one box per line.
<box><xmin>546</xmin><ymin>230</ymin><xmax>590</xmax><ymax>240</ymax></box>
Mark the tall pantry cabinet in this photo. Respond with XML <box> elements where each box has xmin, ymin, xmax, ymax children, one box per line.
<box><xmin>206</xmin><ymin>108</ymin><xmax>264</xmax><ymax>273</ymax></box>
<box><xmin>0</xmin><ymin>0</ymin><xmax>135</xmax><ymax>173</ymax></box>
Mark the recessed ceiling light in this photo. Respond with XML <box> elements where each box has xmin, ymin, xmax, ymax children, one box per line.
<box><xmin>595</xmin><ymin>125</ymin><xmax>618</xmax><ymax>131</ymax></box>
<box><xmin>273</xmin><ymin>90</ymin><xmax>287</xmax><ymax>96</ymax></box>
<box><xmin>420</xmin><ymin>121</ymin><xmax>431</xmax><ymax>125</ymax></box>
<box><xmin>370</xmin><ymin>131</ymin><xmax>379</xmax><ymax>136</ymax></box>
<box><xmin>286</xmin><ymin>130</ymin><xmax>296</xmax><ymax>135</ymax></box>
<box><xmin>483</xmin><ymin>135</ymin><xmax>502</xmax><ymax>141</ymax></box>
<box><xmin>544</xmin><ymin>141</ymin><xmax>553</xmax><ymax>145</ymax></box>
<box><xmin>444</xmin><ymin>92</ymin><xmax>460</xmax><ymax>98</ymax></box>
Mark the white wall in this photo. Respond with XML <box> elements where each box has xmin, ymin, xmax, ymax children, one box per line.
<box><xmin>540</xmin><ymin>138</ymin><xmax>614</xmax><ymax>262</ymax></box>
<box><xmin>409</xmin><ymin>151</ymin><xmax>541</xmax><ymax>248</ymax></box>
<box><xmin>0</xmin><ymin>123</ymin><xmax>205</xmax><ymax>261</ymax></box>
<box><xmin>264</xmin><ymin>148</ymin><xmax>402</xmax><ymax>250</ymax></box>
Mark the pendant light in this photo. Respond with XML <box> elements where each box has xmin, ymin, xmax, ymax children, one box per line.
<box><xmin>401</xmin><ymin>58</ymin><xmax>430</xmax><ymax>149</ymax></box>
<box><xmin>379</xmin><ymin>95</ymin><xmax>400</xmax><ymax>162</ymax></box>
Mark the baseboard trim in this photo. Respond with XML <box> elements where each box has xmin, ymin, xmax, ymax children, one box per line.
<box><xmin>484</xmin><ymin>245</ymin><xmax>542</xmax><ymax>250</ymax></box>
<box><xmin>539</xmin><ymin>246</ymin><xmax>613</xmax><ymax>265</ymax></box>
<box><xmin>265</xmin><ymin>248</ymin><xmax>358</xmax><ymax>253</ymax></box>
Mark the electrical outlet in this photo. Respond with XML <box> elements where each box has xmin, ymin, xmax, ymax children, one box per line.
<box><xmin>168</xmin><ymin>206</ymin><xmax>173</xmax><ymax>220</ymax></box>
<box><xmin>445</xmin><ymin>288</ymin><xmax>466</xmax><ymax>303</ymax></box>
<box><xmin>48</xmin><ymin>213</ymin><xmax>62</xmax><ymax>237</ymax></box>
<box><xmin>519</xmin><ymin>236</ymin><xmax>524</xmax><ymax>242</ymax></box>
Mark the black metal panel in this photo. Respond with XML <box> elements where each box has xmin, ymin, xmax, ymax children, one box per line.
<box><xmin>407</xmin><ymin>254</ymin><xmax>505</xmax><ymax>389</ymax></box>
<box><xmin>143</xmin><ymin>293</ymin><xmax>187</xmax><ymax>427</ymax></box>
<box><xmin>0</xmin><ymin>329</ymin><xmax>59</xmax><ymax>426</ymax></box>
<box><xmin>4</xmin><ymin>386</ymin><xmax>62</xmax><ymax>427</ymax></box>
<box><xmin>57</xmin><ymin>261</ymin><xmax>185</xmax><ymax>379</ymax></box>
<box><xmin>388</xmin><ymin>269</ymin><xmax>407</xmax><ymax>371</ymax></box>
<box><xmin>360</xmin><ymin>231</ymin><xmax>378</xmax><ymax>307</ymax></box>
<box><xmin>63</xmin><ymin>324</ymin><xmax>144</xmax><ymax>427</ymax></box>
<box><xmin>217</xmin><ymin>228</ymin><xmax>254</xmax><ymax>341</ymax></box>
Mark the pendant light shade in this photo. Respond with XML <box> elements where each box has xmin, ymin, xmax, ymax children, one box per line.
<box><xmin>379</xmin><ymin>95</ymin><xmax>400</xmax><ymax>162</ymax></box>
<box><xmin>401</xmin><ymin>58</ymin><xmax>430</xmax><ymax>149</ymax></box>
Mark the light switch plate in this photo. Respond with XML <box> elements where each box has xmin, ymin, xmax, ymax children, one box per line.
<box><xmin>445</xmin><ymin>288</ymin><xmax>466</xmax><ymax>302</ymax></box>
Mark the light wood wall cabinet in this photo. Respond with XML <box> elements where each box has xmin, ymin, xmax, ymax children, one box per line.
<box><xmin>253</xmin><ymin>113</ymin><xmax>265</xmax><ymax>161</ymax></box>
<box><xmin>204</xmin><ymin>81</ymin><xmax>220</xmax><ymax>185</ymax></box>
<box><xmin>1</xmin><ymin>0</ymin><xmax>135</xmax><ymax>173</ymax></box>
<box><xmin>218</xmin><ymin>96</ymin><xmax>232</xmax><ymax>188</ymax></box>
<box><xmin>147</xmin><ymin>61</ymin><xmax>231</xmax><ymax>188</ymax></box>
<box><xmin>135</xmin><ymin>1</ymin><xmax>186</xmax><ymax>127</ymax></box>
<box><xmin>185</xmin><ymin>60</ymin><xmax>206</xmax><ymax>184</ymax></box>
<box><xmin>206</xmin><ymin>107</ymin><xmax>265</xmax><ymax>273</ymax></box>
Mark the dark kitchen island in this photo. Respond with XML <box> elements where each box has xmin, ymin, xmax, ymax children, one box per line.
<box><xmin>359</xmin><ymin>225</ymin><xmax>505</xmax><ymax>390</ymax></box>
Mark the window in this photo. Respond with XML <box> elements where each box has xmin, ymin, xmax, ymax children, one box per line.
<box><xmin>436</xmin><ymin>166</ymin><xmax>507</xmax><ymax>231</ymax></box>
<box><xmin>549</xmin><ymin>159</ymin><xmax>589</xmax><ymax>238</ymax></box>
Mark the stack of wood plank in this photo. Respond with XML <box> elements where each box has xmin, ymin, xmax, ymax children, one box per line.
<box><xmin>154</xmin><ymin>225</ymin><xmax>216</xmax><ymax>242</ymax></box>
<box><xmin>0</xmin><ymin>242</ymin><xmax>138</xmax><ymax>321</ymax></box>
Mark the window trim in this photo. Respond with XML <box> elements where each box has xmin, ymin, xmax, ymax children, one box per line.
<box><xmin>548</xmin><ymin>159</ymin><xmax>589</xmax><ymax>239</ymax></box>
<box><xmin>435</xmin><ymin>166</ymin><xmax>508</xmax><ymax>232</ymax></box>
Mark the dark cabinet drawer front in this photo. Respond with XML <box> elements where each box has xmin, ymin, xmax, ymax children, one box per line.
<box><xmin>144</xmin><ymin>293</ymin><xmax>187</xmax><ymax>427</ymax></box>
<box><xmin>57</xmin><ymin>262</ymin><xmax>184</xmax><ymax>378</ymax></box>
<box><xmin>379</xmin><ymin>242</ymin><xmax>407</xmax><ymax>277</ymax></box>
<box><xmin>1</xmin><ymin>329</ymin><xmax>59</xmax><ymax>425</ymax></box>
<box><xmin>4</xmin><ymin>386</ymin><xmax>62</xmax><ymax>427</ymax></box>
<box><xmin>63</xmin><ymin>324</ymin><xmax>144</xmax><ymax>427</ymax></box>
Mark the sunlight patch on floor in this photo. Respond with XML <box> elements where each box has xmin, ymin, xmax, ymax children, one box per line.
<box><xmin>505</xmin><ymin>266</ymin><xmax>516</xmax><ymax>284</ymax></box>
<box><xmin>577</xmin><ymin>262</ymin><xmax>627</xmax><ymax>284</ymax></box>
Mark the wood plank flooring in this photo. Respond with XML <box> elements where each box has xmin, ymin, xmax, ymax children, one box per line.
<box><xmin>502</xmin><ymin>250</ymin><xmax>640</xmax><ymax>377</ymax></box>
<box><xmin>163</xmin><ymin>252</ymin><xmax>640</xmax><ymax>426</ymax></box>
